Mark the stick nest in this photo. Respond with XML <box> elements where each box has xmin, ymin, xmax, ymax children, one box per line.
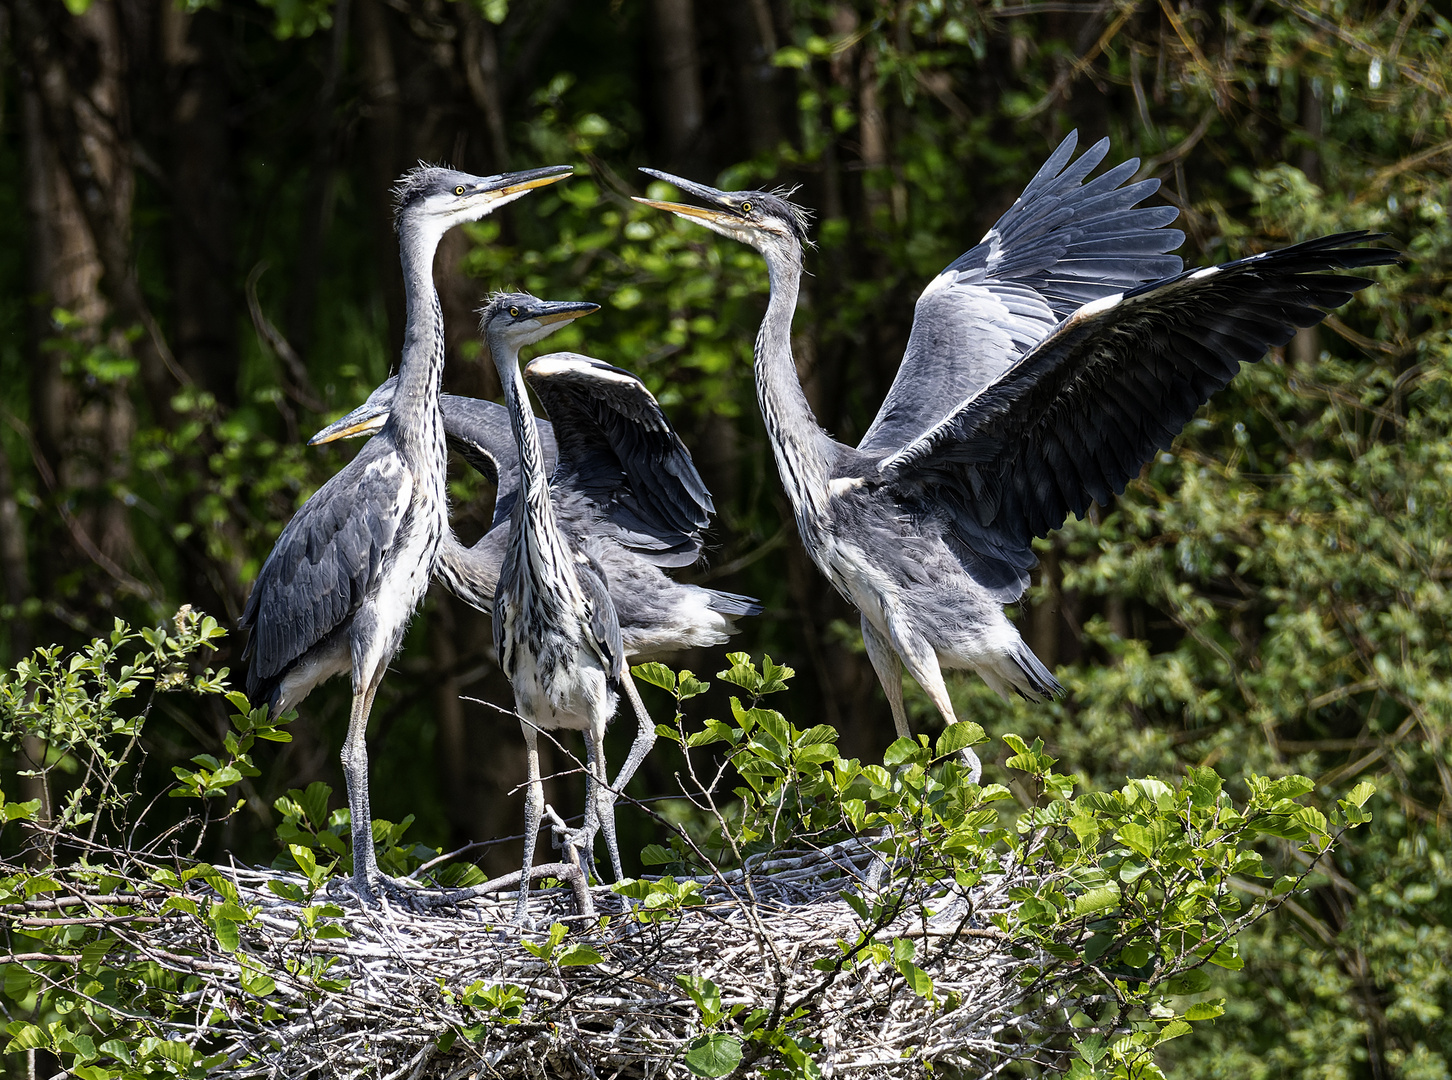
<box><xmin>19</xmin><ymin>838</ymin><xmax>1071</xmax><ymax>1079</ymax></box>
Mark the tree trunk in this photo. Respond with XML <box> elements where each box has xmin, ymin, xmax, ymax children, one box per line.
<box><xmin>651</xmin><ymin>0</ymin><xmax>704</xmax><ymax>170</ymax></box>
<box><xmin>355</xmin><ymin>0</ymin><xmax>405</xmax><ymax>366</ymax></box>
<box><xmin>161</xmin><ymin>2</ymin><xmax>239</xmax><ymax>407</ymax></box>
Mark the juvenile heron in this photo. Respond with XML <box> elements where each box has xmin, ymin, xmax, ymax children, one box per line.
<box><xmin>638</xmin><ymin>133</ymin><xmax>1396</xmax><ymax>781</ymax></box>
<box><xmin>309</xmin><ymin>360</ymin><xmax>761</xmax><ymax>658</ymax></box>
<box><xmin>475</xmin><ymin>293</ymin><xmax>660</xmax><ymax>922</ymax></box>
<box><xmin>239</xmin><ymin>164</ymin><xmax>570</xmax><ymax>900</ymax></box>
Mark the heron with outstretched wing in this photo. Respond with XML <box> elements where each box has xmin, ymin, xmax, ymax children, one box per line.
<box><xmin>637</xmin><ymin>133</ymin><xmax>1397</xmax><ymax>781</ymax></box>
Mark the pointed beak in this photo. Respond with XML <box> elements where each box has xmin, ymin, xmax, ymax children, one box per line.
<box><xmin>308</xmin><ymin>411</ymin><xmax>388</xmax><ymax>445</ymax></box>
<box><xmin>535</xmin><ymin>300</ymin><xmax>601</xmax><ymax>326</ymax></box>
<box><xmin>486</xmin><ymin>164</ymin><xmax>574</xmax><ymax>198</ymax></box>
<box><xmin>633</xmin><ymin>168</ymin><xmax>741</xmax><ymax>226</ymax></box>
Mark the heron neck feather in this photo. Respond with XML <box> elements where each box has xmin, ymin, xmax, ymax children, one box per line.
<box><xmin>757</xmin><ymin>240</ymin><xmax>835</xmax><ymax>522</ymax></box>
<box><xmin>391</xmin><ymin>220</ymin><xmax>448</xmax><ymax>466</ymax></box>
<box><xmin>491</xmin><ymin>332</ymin><xmax>572</xmax><ymax>573</ymax></box>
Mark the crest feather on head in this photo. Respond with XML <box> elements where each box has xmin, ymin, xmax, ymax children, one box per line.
<box><xmin>732</xmin><ymin>184</ymin><xmax>813</xmax><ymax>246</ymax></box>
<box><xmin>391</xmin><ymin>162</ymin><xmax>448</xmax><ymax>229</ymax></box>
<box><xmin>477</xmin><ymin>290</ymin><xmax>536</xmax><ymax>326</ymax></box>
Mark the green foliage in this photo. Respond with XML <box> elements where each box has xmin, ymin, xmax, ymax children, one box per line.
<box><xmin>0</xmin><ymin>608</ymin><xmax>268</xmax><ymax>848</ymax></box>
<box><xmin>0</xmin><ymin>612</ymin><xmax>294</xmax><ymax>1078</ymax></box>
<box><xmin>631</xmin><ymin>657</ymin><xmax>1374</xmax><ymax>1079</ymax></box>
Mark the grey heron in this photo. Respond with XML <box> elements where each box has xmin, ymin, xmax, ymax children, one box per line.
<box><xmin>638</xmin><ymin>133</ymin><xmax>1396</xmax><ymax>782</ymax></box>
<box><xmin>475</xmin><ymin>293</ymin><xmax>663</xmax><ymax>922</ymax></box>
<box><xmin>240</xmin><ymin>163</ymin><xmax>571</xmax><ymax>901</ymax></box>
<box><xmin>309</xmin><ymin>360</ymin><xmax>761</xmax><ymax>658</ymax></box>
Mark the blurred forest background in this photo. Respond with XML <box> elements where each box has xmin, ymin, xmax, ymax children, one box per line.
<box><xmin>0</xmin><ymin>0</ymin><xmax>1447</xmax><ymax>1074</ymax></box>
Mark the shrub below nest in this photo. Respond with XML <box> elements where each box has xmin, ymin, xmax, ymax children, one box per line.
<box><xmin>0</xmin><ymin>613</ymin><xmax>1374</xmax><ymax>1079</ymax></box>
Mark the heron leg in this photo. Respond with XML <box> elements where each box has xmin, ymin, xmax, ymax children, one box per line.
<box><xmin>595</xmin><ymin>673</ymin><xmax>655</xmax><ymax>882</ymax></box>
<box><xmin>341</xmin><ymin>677</ymin><xmax>383</xmax><ymax>899</ymax></box>
<box><xmin>583</xmin><ymin>723</ymin><xmax>617</xmax><ymax>882</ymax></box>
<box><xmin>861</xmin><ymin>615</ymin><xmax>910</xmax><ymax>741</ymax></box>
<box><xmin>890</xmin><ymin>626</ymin><xmax>982</xmax><ymax>785</ymax></box>
<box><xmin>515</xmin><ymin>723</ymin><xmax>545</xmax><ymax>926</ymax></box>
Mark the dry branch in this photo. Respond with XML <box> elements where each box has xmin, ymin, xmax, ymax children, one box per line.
<box><xmin>8</xmin><ymin>837</ymin><xmax>1071</xmax><ymax>1080</ymax></box>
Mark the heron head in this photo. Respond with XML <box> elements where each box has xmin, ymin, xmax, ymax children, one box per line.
<box><xmin>478</xmin><ymin>292</ymin><xmax>601</xmax><ymax>350</ymax></box>
<box><xmin>307</xmin><ymin>376</ymin><xmax>399</xmax><ymax>446</ymax></box>
<box><xmin>633</xmin><ymin>170</ymin><xmax>811</xmax><ymax>252</ymax></box>
<box><xmin>392</xmin><ymin>164</ymin><xmax>573</xmax><ymax>233</ymax></box>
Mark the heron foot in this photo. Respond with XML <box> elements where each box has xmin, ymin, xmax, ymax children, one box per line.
<box><xmin>550</xmin><ymin>823</ymin><xmax>597</xmax><ymax>881</ymax></box>
<box><xmin>337</xmin><ymin>867</ymin><xmax>434</xmax><ymax>911</ymax></box>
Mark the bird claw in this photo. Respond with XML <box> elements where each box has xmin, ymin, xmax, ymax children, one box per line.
<box><xmin>550</xmin><ymin>823</ymin><xmax>598</xmax><ymax>884</ymax></box>
<box><xmin>336</xmin><ymin>868</ymin><xmax>433</xmax><ymax>912</ymax></box>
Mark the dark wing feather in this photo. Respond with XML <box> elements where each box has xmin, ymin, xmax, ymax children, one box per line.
<box><xmin>239</xmin><ymin>437</ymin><xmax>407</xmax><ymax>700</ymax></box>
<box><xmin>882</xmin><ymin>232</ymin><xmax>1398</xmax><ymax>594</ymax></box>
<box><xmin>578</xmin><ymin>557</ymin><xmax>627</xmax><ymax>683</ymax></box>
<box><xmin>437</xmin><ymin>394</ymin><xmax>558</xmax><ymax>529</ymax></box>
<box><xmin>858</xmin><ymin>132</ymin><xmax>1184</xmax><ymax>458</ymax></box>
<box><xmin>525</xmin><ymin>352</ymin><xmax>713</xmax><ymax>566</ymax></box>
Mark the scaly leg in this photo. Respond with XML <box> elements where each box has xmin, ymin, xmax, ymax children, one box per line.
<box><xmin>584</xmin><ymin>721</ymin><xmax>620</xmax><ymax>881</ymax></box>
<box><xmin>341</xmin><ymin>677</ymin><xmax>382</xmax><ymax>899</ymax></box>
<box><xmin>515</xmin><ymin>723</ymin><xmax>545</xmax><ymax>926</ymax></box>
<box><xmin>600</xmin><ymin>674</ymin><xmax>656</xmax><ymax>881</ymax></box>
<box><xmin>861</xmin><ymin>615</ymin><xmax>910</xmax><ymax>740</ymax></box>
<box><xmin>891</xmin><ymin>625</ymin><xmax>982</xmax><ymax>785</ymax></box>
<box><xmin>612</xmin><ymin>675</ymin><xmax>656</xmax><ymax>797</ymax></box>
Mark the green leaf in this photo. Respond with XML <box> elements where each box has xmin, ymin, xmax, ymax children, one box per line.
<box><xmin>558</xmin><ymin>943</ymin><xmax>604</xmax><ymax>967</ymax></box>
<box><xmin>298</xmin><ymin>781</ymin><xmax>332</xmax><ymax>830</ymax></box>
<box><xmin>640</xmin><ymin>844</ymin><xmax>675</xmax><ymax>866</ymax></box>
<box><xmin>212</xmin><ymin>918</ymin><xmax>240</xmax><ymax>952</ymax></box>
<box><xmin>677</xmin><ymin>974</ymin><xmax>723</xmax><ymax>1022</ymax></box>
<box><xmin>717</xmin><ymin>653</ymin><xmax>761</xmax><ymax>694</ymax></box>
<box><xmin>1184</xmin><ymin>766</ymin><xmax>1223</xmax><ymax>807</ymax></box>
<box><xmin>1203</xmin><ymin>942</ymin><xmax>1243</xmax><ymax>970</ymax></box>
<box><xmin>1344</xmin><ymin>781</ymin><xmax>1375</xmax><ymax>808</ymax></box>
<box><xmin>1</xmin><ymin>799</ymin><xmax>41</xmax><ymax>822</ymax></box>
<box><xmin>883</xmin><ymin>736</ymin><xmax>924</xmax><ymax>766</ymax></box>
<box><xmin>1166</xmin><ymin>968</ymin><xmax>1212</xmax><ymax>994</ymax></box>
<box><xmin>632</xmin><ymin>662</ymin><xmax>677</xmax><ymax>692</ymax></box>
<box><xmin>936</xmin><ymin>721</ymin><xmax>987</xmax><ymax>757</ymax></box>
<box><xmin>1073</xmin><ymin>883</ymin><xmax>1121</xmax><ymax>917</ymax></box>
<box><xmin>1119</xmin><ymin>943</ymin><xmax>1151</xmax><ymax>968</ymax></box>
<box><xmin>684</xmin><ymin>1033</ymin><xmax>744</xmax><ymax>1077</ymax></box>
<box><xmin>3</xmin><ymin>964</ymin><xmax>33</xmax><ymax>1001</ymax></box>
<box><xmin>5</xmin><ymin>1021</ymin><xmax>48</xmax><ymax>1052</ymax></box>
<box><xmin>1157</xmin><ymin>1019</ymin><xmax>1192</xmax><ymax>1043</ymax></box>
<box><xmin>1185</xmin><ymin>999</ymin><xmax>1226</xmax><ymax>1021</ymax></box>
<box><xmin>677</xmin><ymin>673</ymin><xmax>711</xmax><ymax>699</ymax></box>
<box><xmin>798</xmin><ymin>724</ymin><xmax>838</xmax><ymax>746</ymax></box>
<box><xmin>80</xmin><ymin>935</ymin><xmax>116</xmax><ymax>971</ymax></box>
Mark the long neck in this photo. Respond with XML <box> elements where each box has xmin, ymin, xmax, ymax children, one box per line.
<box><xmin>491</xmin><ymin>331</ymin><xmax>575</xmax><ymax>583</ymax></box>
<box><xmin>433</xmin><ymin>526</ymin><xmax>505</xmax><ymax>611</ymax></box>
<box><xmin>755</xmin><ymin>241</ymin><xmax>836</xmax><ymax>523</ymax></box>
<box><xmin>389</xmin><ymin>220</ymin><xmax>447</xmax><ymax>466</ymax></box>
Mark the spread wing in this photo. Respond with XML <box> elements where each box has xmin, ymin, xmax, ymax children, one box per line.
<box><xmin>240</xmin><ymin>438</ymin><xmax>408</xmax><ymax>697</ymax></box>
<box><xmin>438</xmin><ymin>395</ymin><xmax>558</xmax><ymax>529</ymax></box>
<box><xmin>579</xmin><ymin>556</ymin><xmax>627</xmax><ymax>683</ymax></box>
<box><xmin>525</xmin><ymin>352</ymin><xmax>713</xmax><ymax>567</ymax></box>
<box><xmin>858</xmin><ymin>132</ymin><xmax>1184</xmax><ymax>459</ymax></box>
<box><xmin>881</xmin><ymin>232</ymin><xmax>1397</xmax><ymax>596</ymax></box>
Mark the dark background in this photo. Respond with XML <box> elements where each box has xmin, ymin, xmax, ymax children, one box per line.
<box><xmin>0</xmin><ymin>1</ymin><xmax>1448</xmax><ymax>1073</ymax></box>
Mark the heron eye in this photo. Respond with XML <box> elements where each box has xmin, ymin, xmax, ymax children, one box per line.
<box><xmin>454</xmin><ymin>185</ymin><xmax>466</xmax><ymax>196</ymax></box>
<box><xmin>741</xmin><ymin>201</ymin><xmax>753</xmax><ymax>213</ymax></box>
<box><xmin>509</xmin><ymin>307</ymin><xmax>519</xmax><ymax>317</ymax></box>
